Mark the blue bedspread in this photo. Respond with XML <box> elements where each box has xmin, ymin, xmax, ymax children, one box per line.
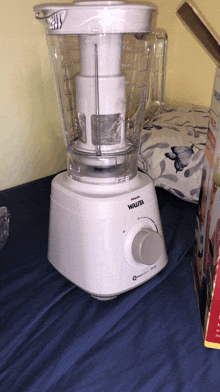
<box><xmin>1</xmin><ymin>174</ymin><xmax>220</xmax><ymax>392</ymax></box>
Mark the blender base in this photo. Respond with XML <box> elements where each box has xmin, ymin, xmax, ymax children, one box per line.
<box><xmin>48</xmin><ymin>171</ymin><xmax>168</xmax><ymax>299</ymax></box>
<box><xmin>91</xmin><ymin>294</ymin><xmax>118</xmax><ymax>301</ymax></box>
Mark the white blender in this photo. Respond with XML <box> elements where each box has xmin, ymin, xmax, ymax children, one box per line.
<box><xmin>34</xmin><ymin>1</ymin><xmax>168</xmax><ymax>300</ymax></box>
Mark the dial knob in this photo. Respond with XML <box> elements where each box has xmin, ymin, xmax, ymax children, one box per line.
<box><xmin>132</xmin><ymin>229</ymin><xmax>163</xmax><ymax>265</ymax></box>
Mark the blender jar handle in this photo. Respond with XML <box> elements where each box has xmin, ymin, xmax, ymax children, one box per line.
<box><xmin>143</xmin><ymin>29</ymin><xmax>168</xmax><ymax>126</ymax></box>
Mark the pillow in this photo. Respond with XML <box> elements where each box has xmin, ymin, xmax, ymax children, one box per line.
<box><xmin>138</xmin><ymin>105</ymin><xmax>209</xmax><ymax>203</ymax></box>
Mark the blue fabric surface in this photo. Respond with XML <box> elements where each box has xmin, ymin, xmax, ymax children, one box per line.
<box><xmin>1</xmin><ymin>175</ymin><xmax>220</xmax><ymax>392</ymax></box>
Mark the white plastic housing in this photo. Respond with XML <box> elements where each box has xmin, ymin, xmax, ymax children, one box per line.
<box><xmin>48</xmin><ymin>171</ymin><xmax>168</xmax><ymax>299</ymax></box>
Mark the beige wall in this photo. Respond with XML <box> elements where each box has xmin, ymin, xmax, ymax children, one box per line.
<box><xmin>0</xmin><ymin>0</ymin><xmax>67</xmax><ymax>191</ymax></box>
<box><xmin>0</xmin><ymin>0</ymin><xmax>219</xmax><ymax>190</ymax></box>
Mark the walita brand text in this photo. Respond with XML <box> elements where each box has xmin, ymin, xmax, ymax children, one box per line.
<box><xmin>128</xmin><ymin>200</ymin><xmax>144</xmax><ymax>210</ymax></box>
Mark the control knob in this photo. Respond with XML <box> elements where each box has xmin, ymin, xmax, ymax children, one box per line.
<box><xmin>132</xmin><ymin>229</ymin><xmax>163</xmax><ymax>265</ymax></box>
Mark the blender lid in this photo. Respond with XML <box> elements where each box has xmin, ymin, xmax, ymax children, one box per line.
<box><xmin>34</xmin><ymin>1</ymin><xmax>157</xmax><ymax>34</ymax></box>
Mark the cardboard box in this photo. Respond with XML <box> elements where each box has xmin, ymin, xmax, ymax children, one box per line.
<box><xmin>193</xmin><ymin>66</ymin><xmax>220</xmax><ymax>349</ymax></box>
<box><xmin>177</xmin><ymin>1</ymin><xmax>220</xmax><ymax>348</ymax></box>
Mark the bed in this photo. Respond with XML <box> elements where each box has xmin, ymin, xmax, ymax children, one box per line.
<box><xmin>1</xmin><ymin>106</ymin><xmax>220</xmax><ymax>392</ymax></box>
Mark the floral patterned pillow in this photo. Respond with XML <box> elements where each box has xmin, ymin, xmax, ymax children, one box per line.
<box><xmin>138</xmin><ymin>105</ymin><xmax>210</xmax><ymax>203</ymax></box>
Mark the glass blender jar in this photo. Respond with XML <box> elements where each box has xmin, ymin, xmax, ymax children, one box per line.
<box><xmin>34</xmin><ymin>1</ymin><xmax>168</xmax><ymax>300</ymax></box>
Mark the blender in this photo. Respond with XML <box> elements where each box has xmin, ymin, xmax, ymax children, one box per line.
<box><xmin>34</xmin><ymin>1</ymin><xmax>168</xmax><ymax>300</ymax></box>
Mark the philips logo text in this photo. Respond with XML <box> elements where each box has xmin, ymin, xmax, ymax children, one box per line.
<box><xmin>128</xmin><ymin>200</ymin><xmax>144</xmax><ymax>209</ymax></box>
